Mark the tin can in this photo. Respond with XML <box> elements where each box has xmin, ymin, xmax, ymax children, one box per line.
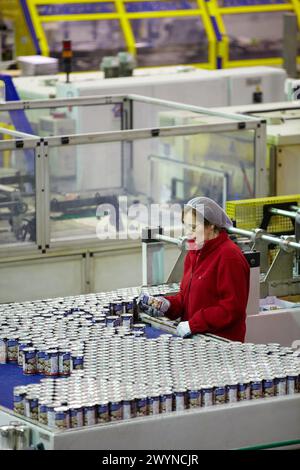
<box><xmin>251</xmin><ymin>379</ymin><xmax>263</xmax><ymax>399</ymax></box>
<box><xmin>174</xmin><ymin>389</ymin><xmax>186</xmax><ymax>412</ymax></box>
<box><xmin>7</xmin><ymin>337</ymin><xmax>19</xmax><ymax>363</ymax></box>
<box><xmin>97</xmin><ymin>402</ymin><xmax>110</xmax><ymax>424</ymax></box>
<box><xmin>274</xmin><ymin>375</ymin><xmax>287</xmax><ymax>396</ymax></box>
<box><xmin>54</xmin><ymin>406</ymin><xmax>70</xmax><ymax>429</ymax></box>
<box><xmin>201</xmin><ymin>385</ymin><xmax>214</xmax><ymax>407</ymax></box>
<box><xmin>106</xmin><ymin>316</ymin><xmax>120</xmax><ymax>328</ymax></box>
<box><xmin>0</xmin><ymin>425</ymin><xmax>16</xmax><ymax>450</ymax></box>
<box><xmin>187</xmin><ymin>388</ymin><xmax>201</xmax><ymax>409</ymax></box>
<box><xmin>111</xmin><ymin>301</ymin><xmax>123</xmax><ymax>316</ymax></box>
<box><xmin>84</xmin><ymin>403</ymin><xmax>96</xmax><ymax>426</ymax></box>
<box><xmin>238</xmin><ymin>381</ymin><xmax>251</xmax><ymax>401</ymax></box>
<box><xmin>110</xmin><ymin>400</ymin><xmax>123</xmax><ymax>421</ymax></box>
<box><xmin>36</xmin><ymin>350</ymin><xmax>46</xmax><ymax>374</ymax></box>
<box><xmin>47</xmin><ymin>404</ymin><xmax>56</xmax><ymax>428</ymax></box>
<box><xmin>59</xmin><ymin>350</ymin><xmax>71</xmax><ymax>377</ymax></box>
<box><xmin>287</xmin><ymin>372</ymin><xmax>297</xmax><ymax>395</ymax></box>
<box><xmin>135</xmin><ymin>396</ymin><xmax>147</xmax><ymax>417</ymax></box>
<box><xmin>122</xmin><ymin>398</ymin><xmax>134</xmax><ymax>420</ymax></box>
<box><xmin>133</xmin><ymin>324</ymin><xmax>146</xmax><ymax>334</ymax></box>
<box><xmin>214</xmin><ymin>385</ymin><xmax>226</xmax><ymax>405</ymax></box>
<box><xmin>70</xmin><ymin>404</ymin><xmax>84</xmax><ymax>428</ymax></box>
<box><xmin>121</xmin><ymin>314</ymin><xmax>133</xmax><ymax>329</ymax></box>
<box><xmin>38</xmin><ymin>402</ymin><xmax>48</xmax><ymax>425</ymax></box>
<box><xmin>18</xmin><ymin>340</ymin><xmax>32</xmax><ymax>366</ymax></box>
<box><xmin>263</xmin><ymin>378</ymin><xmax>275</xmax><ymax>398</ymax></box>
<box><xmin>0</xmin><ymin>336</ymin><xmax>7</xmax><ymax>364</ymax></box>
<box><xmin>226</xmin><ymin>384</ymin><xmax>238</xmax><ymax>403</ymax></box>
<box><xmin>71</xmin><ymin>353</ymin><xmax>84</xmax><ymax>371</ymax></box>
<box><xmin>22</xmin><ymin>347</ymin><xmax>37</xmax><ymax>375</ymax></box>
<box><xmin>13</xmin><ymin>387</ymin><xmax>26</xmax><ymax>415</ymax></box>
<box><xmin>160</xmin><ymin>391</ymin><xmax>173</xmax><ymax>413</ymax></box>
<box><xmin>123</xmin><ymin>300</ymin><xmax>134</xmax><ymax>314</ymax></box>
<box><xmin>25</xmin><ymin>396</ymin><xmax>38</xmax><ymax>420</ymax></box>
<box><xmin>148</xmin><ymin>394</ymin><xmax>160</xmax><ymax>415</ymax></box>
<box><xmin>44</xmin><ymin>349</ymin><xmax>59</xmax><ymax>376</ymax></box>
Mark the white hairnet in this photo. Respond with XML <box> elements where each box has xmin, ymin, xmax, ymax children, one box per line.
<box><xmin>186</xmin><ymin>197</ymin><xmax>233</xmax><ymax>229</ymax></box>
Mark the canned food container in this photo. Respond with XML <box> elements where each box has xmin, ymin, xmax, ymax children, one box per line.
<box><xmin>7</xmin><ymin>337</ymin><xmax>19</xmax><ymax>363</ymax></box>
<box><xmin>44</xmin><ymin>349</ymin><xmax>59</xmax><ymax>377</ymax></box>
<box><xmin>110</xmin><ymin>400</ymin><xmax>123</xmax><ymax>421</ymax></box>
<box><xmin>84</xmin><ymin>403</ymin><xmax>97</xmax><ymax>426</ymax></box>
<box><xmin>201</xmin><ymin>385</ymin><xmax>214</xmax><ymax>407</ymax></box>
<box><xmin>148</xmin><ymin>394</ymin><xmax>160</xmax><ymax>415</ymax></box>
<box><xmin>226</xmin><ymin>384</ymin><xmax>238</xmax><ymax>403</ymax></box>
<box><xmin>238</xmin><ymin>381</ymin><xmax>251</xmax><ymax>401</ymax></box>
<box><xmin>160</xmin><ymin>391</ymin><xmax>173</xmax><ymax>413</ymax></box>
<box><xmin>251</xmin><ymin>379</ymin><xmax>263</xmax><ymax>399</ymax></box>
<box><xmin>38</xmin><ymin>402</ymin><xmax>48</xmax><ymax>425</ymax></box>
<box><xmin>13</xmin><ymin>387</ymin><xmax>26</xmax><ymax>415</ymax></box>
<box><xmin>18</xmin><ymin>340</ymin><xmax>32</xmax><ymax>366</ymax></box>
<box><xmin>263</xmin><ymin>378</ymin><xmax>275</xmax><ymax>398</ymax></box>
<box><xmin>174</xmin><ymin>389</ymin><xmax>186</xmax><ymax>412</ymax></box>
<box><xmin>70</xmin><ymin>404</ymin><xmax>84</xmax><ymax>428</ymax></box>
<box><xmin>71</xmin><ymin>353</ymin><xmax>84</xmax><ymax>371</ymax></box>
<box><xmin>22</xmin><ymin>347</ymin><xmax>37</xmax><ymax>375</ymax></box>
<box><xmin>59</xmin><ymin>350</ymin><xmax>71</xmax><ymax>377</ymax></box>
<box><xmin>54</xmin><ymin>406</ymin><xmax>70</xmax><ymax>429</ymax></box>
<box><xmin>287</xmin><ymin>372</ymin><xmax>298</xmax><ymax>395</ymax></box>
<box><xmin>97</xmin><ymin>402</ymin><xmax>110</xmax><ymax>424</ymax></box>
<box><xmin>106</xmin><ymin>316</ymin><xmax>120</xmax><ymax>328</ymax></box>
<box><xmin>187</xmin><ymin>388</ymin><xmax>201</xmax><ymax>408</ymax></box>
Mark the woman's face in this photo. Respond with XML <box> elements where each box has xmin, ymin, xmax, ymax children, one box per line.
<box><xmin>184</xmin><ymin>210</ymin><xmax>215</xmax><ymax>249</ymax></box>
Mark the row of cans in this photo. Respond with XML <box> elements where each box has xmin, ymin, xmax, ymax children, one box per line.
<box><xmin>14</xmin><ymin>373</ymin><xmax>299</xmax><ymax>430</ymax></box>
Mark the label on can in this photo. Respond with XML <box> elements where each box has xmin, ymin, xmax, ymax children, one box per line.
<box><xmin>0</xmin><ymin>337</ymin><xmax>7</xmax><ymax>364</ymax></box>
<box><xmin>37</xmin><ymin>350</ymin><xmax>46</xmax><ymax>374</ymax></box>
<box><xmin>59</xmin><ymin>350</ymin><xmax>71</xmax><ymax>377</ymax></box>
<box><xmin>27</xmin><ymin>398</ymin><xmax>38</xmax><ymax>421</ymax></box>
<box><xmin>18</xmin><ymin>341</ymin><xmax>32</xmax><ymax>366</ymax></box>
<box><xmin>124</xmin><ymin>301</ymin><xmax>134</xmax><ymax>314</ymax></box>
<box><xmin>175</xmin><ymin>391</ymin><xmax>185</xmax><ymax>412</ymax></box>
<box><xmin>201</xmin><ymin>387</ymin><xmax>213</xmax><ymax>407</ymax></box>
<box><xmin>148</xmin><ymin>396</ymin><xmax>160</xmax><ymax>415</ymax></box>
<box><xmin>55</xmin><ymin>407</ymin><xmax>69</xmax><ymax>429</ymax></box>
<box><xmin>44</xmin><ymin>350</ymin><xmax>59</xmax><ymax>376</ymax></box>
<box><xmin>38</xmin><ymin>403</ymin><xmax>48</xmax><ymax>425</ymax></box>
<box><xmin>122</xmin><ymin>400</ymin><xmax>132</xmax><ymax>420</ymax></box>
<box><xmin>13</xmin><ymin>390</ymin><xmax>26</xmax><ymax>415</ymax></box>
<box><xmin>275</xmin><ymin>377</ymin><xmax>286</xmax><ymax>396</ymax></box>
<box><xmin>251</xmin><ymin>380</ymin><xmax>263</xmax><ymax>399</ymax></box>
<box><xmin>71</xmin><ymin>355</ymin><xmax>84</xmax><ymax>371</ymax></box>
<box><xmin>188</xmin><ymin>389</ymin><xmax>200</xmax><ymax>409</ymax></box>
<box><xmin>110</xmin><ymin>401</ymin><xmax>123</xmax><ymax>421</ymax></box>
<box><xmin>70</xmin><ymin>406</ymin><xmax>84</xmax><ymax>428</ymax></box>
<box><xmin>287</xmin><ymin>375</ymin><xmax>297</xmax><ymax>395</ymax></box>
<box><xmin>106</xmin><ymin>316</ymin><xmax>120</xmax><ymax>328</ymax></box>
<box><xmin>47</xmin><ymin>405</ymin><xmax>56</xmax><ymax>428</ymax></box>
<box><xmin>22</xmin><ymin>348</ymin><xmax>36</xmax><ymax>375</ymax></box>
<box><xmin>121</xmin><ymin>314</ymin><xmax>133</xmax><ymax>329</ymax></box>
<box><xmin>160</xmin><ymin>393</ymin><xmax>173</xmax><ymax>413</ymax></box>
<box><xmin>226</xmin><ymin>385</ymin><xmax>238</xmax><ymax>403</ymax></box>
<box><xmin>97</xmin><ymin>403</ymin><xmax>110</xmax><ymax>424</ymax></box>
<box><xmin>7</xmin><ymin>338</ymin><xmax>18</xmax><ymax>363</ymax></box>
<box><xmin>263</xmin><ymin>379</ymin><xmax>275</xmax><ymax>398</ymax></box>
<box><xmin>84</xmin><ymin>405</ymin><xmax>96</xmax><ymax>426</ymax></box>
<box><xmin>238</xmin><ymin>382</ymin><xmax>251</xmax><ymax>401</ymax></box>
<box><xmin>214</xmin><ymin>386</ymin><xmax>226</xmax><ymax>406</ymax></box>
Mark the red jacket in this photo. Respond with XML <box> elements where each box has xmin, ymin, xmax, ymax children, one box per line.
<box><xmin>165</xmin><ymin>231</ymin><xmax>250</xmax><ymax>342</ymax></box>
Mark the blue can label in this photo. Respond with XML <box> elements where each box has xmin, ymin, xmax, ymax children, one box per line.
<box><xmin>160</xmin><ymin>393</ymin><xmax>173</xmax><ymax>413</ymax></box>
<box><xmin>84</xmin><ymin>406</ymin><xmax>96</xmax><ymax>426</ymax></box>
<box><xmin>0</xmin><ymin>338</ymin><xmax>7</xmax><ymax>364</ymax></box>
<box><xmin>37</xmin><ymin>351</ymin><xmax>46</xmax><ymax>374</ymax></box>
<box><xmin>7</xmin><ymin>339</ymin><xmax>18</xmax><ymax>362</ymax></box>
<box><xmin>71</xmin><ymin>355</ymin><xmax>84</xmax><ymax>371</ymax></box>
<box><xmin>59</xmin><ymin>351</ymin><xmax>71</xmax><ymax>376</ymax></box>
<box><xmin>13</xmin><ymin>393</ymin><xmax>25</xmax><ymax>415</ymax></box>
<box><xmin>38</xmin><ymin>404</ymin><xmax>48</xmax><ymax>424</ymax></box>
<box><xmin>110</xmin><ymin>402</ymin><xmax>123</xmax><ymax>421</ymax></box>
<box><xmin>97</xmin><ymin>404</ymin><xmax>110</xmax><ymax>423</ymax></box>
<box><xmin>188</xmin><ymin>390</ymin><xmax>200</xmax><ymax>408</ymax></box>
<box><xmin>70</xmin><ymin>407</ymin><xmax>83</xmax><ymax>428</ymax></box>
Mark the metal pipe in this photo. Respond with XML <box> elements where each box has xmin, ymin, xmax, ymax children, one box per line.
<box><xmin>228</xmin><ymin>226</ymin><xmax>300</xmax><ymax>251</ymax></box>
<box><xmin>269</xmin><ymin>207</ymin><xmax>297</xmax><ymax>219</ymax></box>
<box><xmin>290</xmin><ymin>205</ymin><xmax>300</xmax><ymax>212</ymax></box>
<box><xmin>155</xmin><ymin>234</ymin><xmax>182</xmax><ymax>246</ymax></box>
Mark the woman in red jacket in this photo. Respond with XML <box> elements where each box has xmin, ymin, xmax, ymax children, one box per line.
<box><xmin>140</xmin><ymin>197</ymin><xmax>250</xmax><ymax>342</ymax></box>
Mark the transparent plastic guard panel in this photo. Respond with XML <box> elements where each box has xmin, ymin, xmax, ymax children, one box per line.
<box><xmin>130</xmin><ymin>15</ymin><xmax>208</xmax><ymax>66</ymax></box>
<box><xmin>132</xmin><ymin>101</ymin><xmax>237</xmax><ymax>130</ymax></box>
<box><xmin>223</xmin><ymin>11</ymin><xmax>300</xmax><ymax>60</ymax></box>
<box><xmin>137</xmin><ymin>130</ymin><xmax>256</xmax><ymax>208</ymax></box>
<box><xmin>0</xmin><ymin>140</ymin><xmax>36</xmax><ymax>246</ymax></box>
<box><xmin>24</xmin><ymin>103</ymin><xmax>122</xmax><ymax>137</ymax></box>
<box><xmin>42</xmin><ymin>19</ymin><xmax>126</xmax><ymax>71</ymax></box>
<box><xmin>49</xmin><ymin>127</ymin><xmax>255</xmax><ymax>243</ymax></box>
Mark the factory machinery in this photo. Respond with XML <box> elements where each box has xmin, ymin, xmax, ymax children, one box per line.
<box><xmin>0</xmin><ymin>93</ymin><xmax>266</xmax><ymax>302</ymax></box>
<box><xmin>1</xmin><ymin>0</ymin><xmax>299</xmax><ymax>70</ymax></box>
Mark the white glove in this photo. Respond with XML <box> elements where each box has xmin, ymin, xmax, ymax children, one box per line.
<box><xmin>176</xmin><ymin>321</ymin><xmax>191</xmax><ymax>338</ymax></box>
<box><xmin>138</xmin><ymin>293</ymin><xmax>170</xmax><ymax>317</ymax></box>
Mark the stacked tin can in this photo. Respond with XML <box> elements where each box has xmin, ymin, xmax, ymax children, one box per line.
<box><xmin>12</xmin><ymin>334</ymin><xmax>300</xmax><ymax>429</ymax></box>
<box><xmin>0</xmin><ymin>284</ymin><xmax>179</xmax><ymax>375</ymax></box>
